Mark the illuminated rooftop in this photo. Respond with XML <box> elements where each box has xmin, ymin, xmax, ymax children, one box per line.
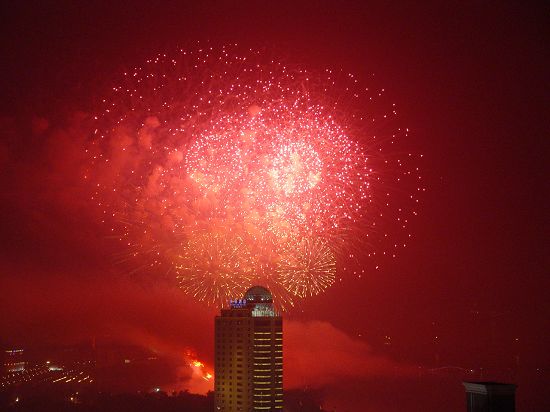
<box><xmin>244</xmin><ymin>286</ymin><xmax>273</xmax><ymax>303</ymax></box>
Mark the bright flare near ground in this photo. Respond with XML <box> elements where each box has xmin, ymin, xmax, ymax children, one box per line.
<box><xmin>86</xmin><ymin>45</ymin><xmax>423</xmax><ymax>308</ymax></box>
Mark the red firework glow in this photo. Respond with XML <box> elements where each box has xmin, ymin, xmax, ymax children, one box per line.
<box><xmin>86</xmin><ymin>45</ymin><xmax>422</xmax><ymax>307</ymax></box>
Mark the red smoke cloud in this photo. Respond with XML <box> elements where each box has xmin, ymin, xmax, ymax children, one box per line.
<box><xmin>284</xmin><ymin>320</ymin><xmax>414</xmax><ymax>389</ymax></box>
<box><xmin>0</xmin><ymin>270</ymin><xmax>216</xmax><ymax>393</ymax></box>
<box><xmin>0</xmin><ymin>269</ymin><xmax>215</xmax><ymax>348</ymax></box>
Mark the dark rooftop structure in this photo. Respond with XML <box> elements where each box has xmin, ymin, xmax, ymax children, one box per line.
<box><xmin>463</xmin><ymin>381</ymin><xmax>517</xmax><ymax>412</ymax></box>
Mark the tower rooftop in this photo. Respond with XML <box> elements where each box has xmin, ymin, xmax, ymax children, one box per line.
<box><xmin>244</xmin><ymin>286</ymin><xmax>272</xmax><ymax>303</ymax></box>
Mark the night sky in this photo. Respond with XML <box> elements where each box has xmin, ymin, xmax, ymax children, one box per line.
<box><xmin>1</xmin><ymin>2</ymin><xmax>548</xmax><ymax>411</ymax></box>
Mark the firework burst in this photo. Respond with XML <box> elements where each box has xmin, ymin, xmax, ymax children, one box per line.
<box><xmin>276</xmin><ymin>237</ymin><xmax>336</xmax><ymax>298</ymax></box>
<box><xmin>86</xmin><ymin>45</ymin><xmax>423</xmax><ymax>307</ymax></box>
<box><xmin>175</xmin><ymin>230</ymin><xmax>255</xmax><ymax>305</ymax></box>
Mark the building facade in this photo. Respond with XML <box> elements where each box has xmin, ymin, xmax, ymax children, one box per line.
<box><xmin>215</xmin><ymin>286</ymin><xmax>283</xmax><ymax>411</ymax></box>
<box><xmin>4</xmin><ymin>349</ymin><xmax>25</xmax><ymax>373</ymax></box>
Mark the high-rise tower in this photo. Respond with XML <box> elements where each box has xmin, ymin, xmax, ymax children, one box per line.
<box><xmin>215</xmin><ymin>286</ymin><xmax>283</xmax><ymax>411</ymax></box>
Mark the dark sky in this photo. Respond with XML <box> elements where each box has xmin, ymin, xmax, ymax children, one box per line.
<box><xmin>0</xmin><ymin>1</ymin><xmax>548</xmax><ymax>411</ymax></box>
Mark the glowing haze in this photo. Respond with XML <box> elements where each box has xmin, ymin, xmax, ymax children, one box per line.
<box><xmin>86</xmin><ymin>45</ymin><xmax>422</xmax><ymax>307</ymax></box>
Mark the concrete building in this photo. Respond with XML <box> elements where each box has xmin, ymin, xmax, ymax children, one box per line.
<box><xmin>4</xmin><ymin>349</ymin><xmax>25</xmax><ymax>373</ymax></box>
<box><xmin>215</xmin><ymin>286</ymin><xmax>283</xmax><ymax>411</ymax></box>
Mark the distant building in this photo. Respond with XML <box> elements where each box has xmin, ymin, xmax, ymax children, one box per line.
<box><xmin>215</xmin><ymin>286</ymin><xmax>283</xmax><ymax>411</ymax></box>
<box><xmin>463</xmin><ymin>381</ymin><xmax>516</xmax><ymax>412</ymax></box>
<box><xmin>4</xmin><ymin>349</ymin><xmax>25</xmax><ymax>373</ymax></box>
